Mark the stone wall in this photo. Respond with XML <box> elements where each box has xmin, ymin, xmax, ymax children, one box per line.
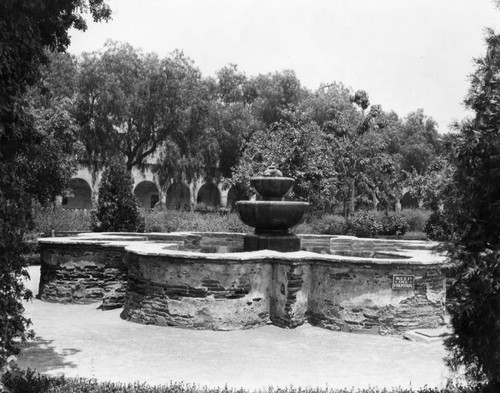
<box><xmin>122</xmin><ymin>253</ymin><xmax>272</xmax><ymax>330</ymax></box>
<box><xmin>122</xmin><ymin>244</ymin><xmax>447</xmax><ymax>333</ymax></box>
<box><xmin>306</xmin><ymin>260</ymin><xmax>446</xmax><ymax>334</ymax></box>
<box><xmin>38</xmin><ymin>233</ymin><xmax>448</xmax><ymax>334</ymax></box>
<box><xmin>270</xmin><ymin>262</ymin><xmax>309</xmax><ymax>328</ymax></box>
<box><xmin>39</xmin><ymin>241</ymin><xmax>129</xmax><ymax>309</ymax></box>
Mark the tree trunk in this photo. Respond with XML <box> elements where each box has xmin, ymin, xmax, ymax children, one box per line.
<box><xmin>349</xmin><ymin>178</ymin><xmax>356</xmax><ymax>222</ymax></box>
<box><xmin>371</xmin><ymin>190</ymin><xmax>378</xmax><ymax>210</ymax></box>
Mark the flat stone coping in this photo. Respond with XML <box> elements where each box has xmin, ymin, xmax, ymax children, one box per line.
<box><xmin>38</xmin><ymin>237</ymin><xmax>147</xmax><ymax>245</ymax></box>
<box><xmin>38</xmin><ymin>232</ymin><xmax>448</xmax><ymax>267</ymax></box>
<box><xmin>124</xmin><ymin>243</ymin><xmax>447</xmax><ymax>267</ymax></box>
<box><xmin>37</xmin><ymin>232</ymin><xmax>188</xmax><ymax>244</ymax></box>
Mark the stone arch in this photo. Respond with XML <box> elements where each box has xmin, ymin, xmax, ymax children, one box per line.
<box><xmin>401</xmin><ymin>191</ymin><xmax>419</xmax><ymax>209</ymax></box>
<box><xmin>196</xmin><ymin>182</ymin><xmax>220</xmax><ymax>211</ymax></box>
<box><xmin>62</xmin><ymin>178</ymin><xmax>92</xmax><ymax>209</ymax></box>
<box><xmin>134</xmin><ymin>181</ymin><xmax>160</xmax><ymax>209</ymax></box>
<box><xmin>166</xmin><ymin>182</ymin><xmax>191</xmax><ymax>210</ymax></box>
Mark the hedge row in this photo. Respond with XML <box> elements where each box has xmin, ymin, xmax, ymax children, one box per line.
<box><xmin>302</xmin><ymin>209</ymin><xmax>430</xmax><ymax>238</ymax></box>
<box><xmin>141</xmin><ymin>208</ymin><xmax>251</xmax><ymax>233</ymax></box>
<box><xmin>31</xmin><ymin>207</ymin><xmax>434</xmax><ymax>239</ymax></box>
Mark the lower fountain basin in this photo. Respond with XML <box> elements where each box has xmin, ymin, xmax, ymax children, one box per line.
<box><xmin>235</xmin><ymin>200</ymin><xmax>309</xmax><ymax>232</ymax></box>
<box><xmin>37</xmin><ymin>232</ymin><xmax>448</xmax><ymax>334</ymax></box>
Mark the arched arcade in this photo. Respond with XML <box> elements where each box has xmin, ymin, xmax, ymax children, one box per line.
<box><xmin>196</xmin><ymin>182</ymin><xmax>220</xmax><ymax>211</ymax></box>
<box><xmin>62</xmin><ymin>178</ymin><xmax>92</xmax><ymax>209</ymax></box>
<box><xmin>165</xmin><ymin>182</ymin><xmax>191</xmax><ymax>210</ymax></box>
<box><xmin>134</xmin><ymin>181</ymin><xmax>160</xmax><ymax>209</ymax></box>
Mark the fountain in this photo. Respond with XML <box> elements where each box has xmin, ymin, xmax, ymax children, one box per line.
<box><xmin>236</xmin><ymin>165</ymin><xmax>309</xmax><ymax>252</ymax></box>
<box><xmin>36</xmin><ymin>166</ymin><xmax>449</xmax><ymax>333</ymax></box>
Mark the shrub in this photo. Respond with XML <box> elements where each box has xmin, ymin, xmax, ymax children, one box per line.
<box><xmin>308</xmin><ymin>214</ymin><xmax>345</xmax><ymax>235</ymax></box>
<box><xmin>291</xmin><ymin>221</ymin><xmax>316</xmax><ymax>234</ymax></box>
<box><xmin>401</xmin><ymin>231</ymin><xmax>427</xmax><ymax>241</ymax></box>
<box><xmin>379</xmin><ymin>214</ymin><xmax>409</xmax><ymax>236</ymax></box>
<box><xmin>33</xmin><ymin>206</ymin><xmax>91</xmax><ymax>234</ymax></box>
<box><xmin>141</xmin><ymin>208</ymin><xmax>251</xmax><ymax>233</ymax></box>
<box><xmin>443</xmin><ymin>30</ymin><xmax>500</xmax><ymax>391</ymax></box>
<box><xmin>401</xmin><ymin>209</ymin><xmax>431</xmax><ymax>232</ymax></box>
<box><xmin>425</xmin><ymin>211</ymin><xmax>452</xmax><ymax>241</ymax></box>
<box><xmin>92</xmin><ymin>161</ymin><xmax>144</xmax><ymax>233</ymax></box>
<box><xmin>141</xmin><ymin>206</ymin><xmax>169</xmax><ymax>232</ymax></box>
<box><xmin>347</xmin><ymin>211</ymin><xmax>381</xmax><ymax>238</ymax></box>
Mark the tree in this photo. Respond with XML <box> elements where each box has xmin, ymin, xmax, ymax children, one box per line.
<box><xmin>155</xmin><ymin>70</ymin><xmax>223</xmax><ymax>185</ymax></box>
<box><xmin>74</xmin><ymin>42</ymin><xmax>224</xmax><ymax>185</ymax></box>
<box><xmin>231</xmin><ymin>110</ymin><xmax>337</xmax><ymax>212</ymax></box>
<box><xmin>444</xmin><ymin>30</ymin><xmax>500</xmax><ymax>391</ymax></box>
<box><xmin>246</xmin><ymin>70</ymin><xmax>307</xmax><ymax>125</ymax></box>
<box><xmin>404</xmin><ymin>156</ymin><xmax>454</xmax><ymax>211</ymax></box>
<box><xmin>329</xmin><ymin>90</ymin><xmax>389</xmax><ymax>222</ymax></box>
<box><xmin>0</xmin><ymin>0</ymin><xmax>111</xmax><ymax>369</ymax></box>
<box><xmin>299</xmin><ymin>82</ymin><xmax>359</xmax><ymax>131</ymax></box>
<box><xmin>213</xmin><ymin>64</ymin><xmax>263</xmax><ymax>178</ymax></box>
<box><xmin>92</xmin><ymin>160</ymin><xmax>144</xmax><ymax>232</ymax></box>
<box><xmin>23</xmin><ymin>51</ymin><xmax>81</xmax><ymax>204</ymax></box>
<box><xmin>330</xmin><ymin>127</ymin><xmax>389</xmax><ymax>220</ymax></box>
<box><xmin>216</xmin><ymin>64</ymin><xmax>247</xmax><ymax>104</ymax></box>
<box><xmin>385</xmin><ymin>109</ymin><xmax>441</xmax><ymax>175</ymax></box>
<box><xmin>75</xmin><ymin>41</ymin><xmax>174</xmax><ymax>172</ymax></box>
<box><xmin>350</xmin><ymin>89</ymin><xmax>370</xmax><ymax>111</ymax></box>
<box><xmin>216</xmin><ymin>101</ymin><xmax>262</xmax><ymax>178</ymax></box>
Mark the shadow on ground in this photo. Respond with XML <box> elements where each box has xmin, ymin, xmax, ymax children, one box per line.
<box><xmin>19</xmin><ymin>337</ymin><xmax>80</xmax><ymax>373</ymax></box>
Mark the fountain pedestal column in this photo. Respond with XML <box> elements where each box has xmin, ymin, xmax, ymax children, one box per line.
<box><xmin>236</xmin><ymin>166</ymin><xmax>309</xmax><ymax>252</ymax></box>
<box><xmin>244</xmin><ymin>231</ymin><xmax>301</xmax><ymax>252</ymax></box>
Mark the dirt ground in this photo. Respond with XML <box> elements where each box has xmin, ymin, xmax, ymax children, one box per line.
<box><xmin>18</xmin><ymin>266</ymin><xmax>453</xmax><ymax>390</ymax></box>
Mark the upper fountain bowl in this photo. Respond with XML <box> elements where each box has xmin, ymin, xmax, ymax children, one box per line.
<box><xmin>251</xmin><ymin>177</ymin><xmax>295</xmax><ymax>199</ymax></box>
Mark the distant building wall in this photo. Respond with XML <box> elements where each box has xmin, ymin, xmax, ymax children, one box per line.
<box><xmin>66</xmin><ymin>165</ymin><xmax>227</xmax><ymax>210</ymax></box>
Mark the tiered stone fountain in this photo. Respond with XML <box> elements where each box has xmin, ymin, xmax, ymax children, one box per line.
<box><xmin>236</xmin><ymin>165</ymin><xmax>309</xmax><ymax>252</ymax></box>
<box><xmin>37</xmin><ymin>164</ymin><xmax>448</xmax><ymax>333</ymax></box>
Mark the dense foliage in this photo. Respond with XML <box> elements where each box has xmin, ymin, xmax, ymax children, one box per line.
<box><xmin>92</xmin><ymin>161</ymin><xmax>144</xmax><ymax>232</ymax></box>
<box><xmin>444</xmin><ymin>30</ymin><xmax>500</xmax><ymax>391</ymax></box>
<box><xmin>231</xmin><ymin>112</ymin><xmax>337</xmax><ymax>210</ymax></box>
<box><xmin>228</xmin><ymin>84</ymin><xmax>440</xmax><ymax>222</ymax></box>
<box><xmin>425</xmin><ymin>211</ymin><xmax>452</xmax><ymax>241</ymax></box>
<box><xmin>0</xmin><ymin>0</ymin><xmax>110</xmax><ymax>368</ymax></box>
<box><xmin>35</xmin><ymin>45</ymin><xmax>445</xmax><ymax>216</ymax></box>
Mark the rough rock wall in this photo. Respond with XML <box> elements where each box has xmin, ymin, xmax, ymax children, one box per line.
<box><xmin>122</xmin><ymin>253</ymin><xmax>446</xmax><ymax>334</ymax></box>
<box><xmin>307</xmin><ymin>262</ymin><xmax>446</xmax><ymax>334</ymax></box>
<box><xmin>270</xmin><ymin>263</ymin><xmax>309</xmax><ymax>328</ymax></box>
<box><xmin>39</xmin><ymin>244</ymin><xmax>128</xmax><ymax>309</ymax></box>
<box><xmin>122</xmin><ymin>254</ymin><xmax>272</xmax><ymax>330</ymax></box>
<box><xmin>37</xmin><ymin>234</ymin><xmax>447</xmax><ymax>334</ymax></box>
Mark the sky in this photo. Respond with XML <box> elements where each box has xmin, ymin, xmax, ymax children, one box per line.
<box><xmin>68</xmin><ymin>0</ymin><xmax>500</xmax><ymax>133</ymax></box>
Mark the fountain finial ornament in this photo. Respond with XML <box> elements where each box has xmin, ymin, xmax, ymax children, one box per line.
<box><xmin>263</xmin><ymin>164</ymin><xmax>282</xmax><ymax>177</ymax></box>
<box><xmin>235</xmin><ymin>165</ymin><xmax>309</xmax><ymax>252</ymax></box>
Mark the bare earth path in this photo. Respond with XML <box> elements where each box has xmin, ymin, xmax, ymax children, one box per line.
<box><xmin>18</xmin><ymin>266</ymin><xmax>451</xmax><ymax>390</ymax></box>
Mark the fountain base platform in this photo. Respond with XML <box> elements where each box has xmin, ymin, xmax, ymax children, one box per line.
<box><xmin>244</xmin><ymin>232</ymin><xmax>300</xmax><ymax>252</ymax></box>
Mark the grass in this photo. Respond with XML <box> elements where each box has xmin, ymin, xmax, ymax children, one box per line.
<box><xmin>4</xmin><ymin>372</ymin><xmax>479</xmax><ymax>393</ymax></box>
